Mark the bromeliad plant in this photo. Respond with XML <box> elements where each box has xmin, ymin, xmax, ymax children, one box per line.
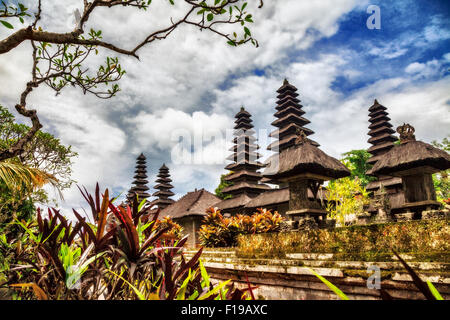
<box><xmin>198</xmin><ymin>207</ymin><xmax>284</xmax><ymax>248</ymax></box>
<box><xmin>0</xmin><ymin>183</ymin><xmax>249</xmax><ymax>300</ymax></box>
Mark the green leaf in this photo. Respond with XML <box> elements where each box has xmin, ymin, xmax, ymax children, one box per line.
<box><xmin>207</xmin><ymin>13</ymin><xmax>214</xmax><ymax>21</ymax></box>
<box><xmin>306</xmin><ymin>267</ymin><xmax>349</xmax><ymax>300</ymax></box>
<box><xmin>0</xmin><ymin>20</ymin><xmax>14</xmax><ymax>29</ymax></box>
<box><xmin>427</xmin><ymin>281</ymin><xmax>444</xmax><ymax>300</ymax></box>
<box><xmin>244</xmin><ymin>26</ymin><xmax>251</xmax><ymax>37</ymax></box>
<box><xmin>198</xmin><ymin>279</ymin><xmax>231</xmax><ymax>300</ymax></box>
<box><xmin>199</xmin><ymin>259</ymin><xmax>210</xmax><ymax>288</ymax></box>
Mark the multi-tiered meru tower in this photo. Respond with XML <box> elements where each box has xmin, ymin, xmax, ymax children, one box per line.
<box><xmin>267</xmin><ymin>79</ymin><xmax>319</xmax><ymax>153</ymax></box>
<box><xmin>365</xmin><ymin>99</ymin><xmax>403</xmax><ymax>210</ymax></box>
<box><xmin>263</xmin><ymin>79</ymin><xmax>319</xmax><ymax>185</ymax></box>
<box><xmin>127</xmin><ymin>153</ymin><xmax>151</xmax><ymax>202</ymax></box>
<box><xmin>218</xmin><ymin>107</ymin><xmax>270</xmax><ymax>213</ymax></box>
<box><xmin>152</xmin><ymin>164</ymin><xmax>175</xmax><ymax>210</ymax></box>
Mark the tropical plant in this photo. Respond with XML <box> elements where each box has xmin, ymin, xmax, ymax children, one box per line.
<box><xmin>326</xmin><ymin>177</ymin><xmax>370</xmax><ymax>226</ymax></box>
<box><xmin>0</xmin><ymin>159</ymin><xmax>59</xmax><ymax>236</ymax></box>
<box><xmin>0</xmin><ymin>105</ymin><xmax>77</xmax><ymax>202</ymax></box>
<box><xmin>341</xmin><ymin>149</ymin><xmax>376</xmax><ymax>187</ymax></box>
<box><xmin>198</xmin><ymin>207</ymin><xmax>284</xmax><ymax>247</ymax></box>
<box><xmin>0</xmin><ymin>184</ymin><xmax>251</xmax><ymax>300</ymax></box>
<box><xmin>215</xmin><ymin>173</ymin><xmax>233</xmax><ymax>200</ymax></box>
<box><xmin>431</xmin><ymin>137</ymin><xmax>450</xmax><ymax>205</ymax></box>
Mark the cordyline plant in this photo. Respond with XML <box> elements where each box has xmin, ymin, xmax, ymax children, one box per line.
<box><xmin>198</xmin><ymin>207</ymin><xmax>284</xmax><ymax>247</ymax></box>
<box><xmin>0</xmin><ymin>0</ymin><xmax>263</xmax><ymax>162</ymax></box>
<box><xmin>0</xmin><ymin>183</ymin><xmax>252</xmax><ymax>300</ymax></box>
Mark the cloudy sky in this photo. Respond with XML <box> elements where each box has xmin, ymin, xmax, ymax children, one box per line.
<box><xmin>0</xmin><ymin>0</ymin><xmax>449</xmax><ymax>214</ymax></box>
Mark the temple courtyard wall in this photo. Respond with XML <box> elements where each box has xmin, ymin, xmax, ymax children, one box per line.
<box><xmin>184</xmin><ymin>216</ymin><xmax>449</xmax><ymax>300</ymax></box>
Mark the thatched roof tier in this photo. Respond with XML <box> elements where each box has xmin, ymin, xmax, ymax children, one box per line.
<box><xmin>221</xmin><ymin>181</ymin><xmax>271</xmax><ymax>195</ymax></box>
<box><xmin>243</xmin><ymin>187</ymin><xmax>328</xmax><ymax>208</ymax></box>
<box><xmin>161</xmin><ymin>189</ymin><xmax>219</xmax><ymax>219</ymax></box>
<box><xmin>235</xmin><ymin>107</ymin><xmax>251</xmax><ymax>118</ymax></box>
<box><xmin>368</xmin><ymin>107</ymin><xmax>387</xmax><ymax>117</ymax></box>
<box><xmin>276</xmin><ymin>79</ymin><xmax>298</xmax><ymax>94</ymax></box>
<box><xmin>269</xmin><ymin>123</ymin><xmax>315</xmax><ymax>138</ymax></box>
<box><xmin>154</xmin><ymin>183</ymin><xmax>174</xmax><ymax>189</ymax></box>
<box><xmin>264</xmin><ymin>133</ymin><xmax>350</xmax><ymax>181</ymax></box>
<box><xmin>366</xmin><ymin>177</ymin><xmax>403</xmax><ymax>191</ymax></box>
<box><xmin>232</xmin><ymin>136</ymin><xmax>256</xmax><ymax>144</ymax></box>
<box><xmin>214</xmin><ymin>194</ymin><xmax>253</xmax><ymax>211</ymax></box>
<box><xmin>369</xmin><ymin>113</ymin><xmax>391</xmax><ymax>124</ymax></box>
<box><xmin>267</xmin><ymin>133</ymin><xmax>319</xmax><ymax>152</ymax></box>
<box><xmin>367</xmin><ymin>141</ymin><xmax>397</xmax><ymax>154</ymax></box>
<box><xmin>225</xmin><ymin>161</ymin><xmax>265</xmax><ymax>171</ymax></box>
<box><xmin>271</xmin><ymin>113</ymin><xmax>310</xmax><ymax>127</ymax></box>
<box><xmin>234</xmin><ymin>115</ymin><xmax>252</xmax><ymax>123</ymax></box>
<box><xmin>274</xmin><ymin>106</ymin><xmax>306</xmax><ymax>118</ymax></box>
<box><xmin>224</xmin><ymin>170</ymin><xmax>262</xmax><ymax>181</ymax></box>
<box><xmin>229</xmin><ymin>143</ymin><xmax>259</xmax><ymax>152</ymax></box>
<box><xmin>368</xmin><ymin>139</ymin><xmax>450</xmax><ymax>177</ymax></box>
<box><xmin>127</xmin><ymin>153</ymin><xmax>151</xmax><ymax>202</ymax></box>
<box><xmin>275</xmin><ymin>96</ymin><xmax>301</xmax><ymax>108</ymax></box>
<box><xmin>276</xmin><ymin>90</ymin><xmax>299</xmax><ymax>99</ymax></box>
<box><xmin>234</xmin><ymin>122</ymin><xmax>253</xmax><ymax>130</ymax></box>
<box><xmin>368</xmin><ymin>132</ymin><xmax>398</xmax><ymax>144</ymax></box>
<box><xmin>226</xmin><ymin>150</ymin><xmax>262</xmax><ymax>162</ymax></box>
<box><xmin>152</xmin><ymin>164</ymin><xmax>175</xmax><ymax>209</ymax></box>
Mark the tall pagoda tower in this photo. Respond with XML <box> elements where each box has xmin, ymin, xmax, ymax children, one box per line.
<box><xmin>152</xmin><ymin>164</ymin><xmax>175</xmax><ymax>210</ymax></box>
<box><xmin>267</xmin><ymin>79</ymin><xmax>319</xmax><ymax>153</ymax></box>
<box><xmin>263</xmin><ymin>79</ymin><xmax>318</xmax><ymax>185</ymax></box>
<box><xmin>365</xmin><ymin>99</ymin><xmax>403</xmax><ymax>199</ymax></box>
<box><xmin>218</xmin><ymin>107</ymin><xmax>270</xmax><ymax>212</ymax></box>
<box><xmin>127</xmin><ymin>153</ymin><xmax>151</xmax><ymax>202</ymax></box>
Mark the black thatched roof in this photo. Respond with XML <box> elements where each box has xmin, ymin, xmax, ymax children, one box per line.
<box><xmin>264</xmin><ymin>132</ymin><xmax>350</xmax><ymax>181</ymax></box>
<box><xmin>160</xmin><ymin>189</ymin><xmax>219</xmax><ymax>219</ymax></box>
<box><xmin>214</xmin><ymin>193</ymin><xmax>254</xmax><ymax>211</ymax></box>
<box><xmin>368</xmin><ymin>140</ymin><xmax>450</xmax><ymax>176</ymax></box>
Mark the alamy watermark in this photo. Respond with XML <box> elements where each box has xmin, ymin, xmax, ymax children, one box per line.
<box><xmin>366</xmin><ymin>5</ymin><xmax>381</xmax><ymax>30</ymax></box>
<box><xmin>367</xmin><ymin>265</ymin><xmax>381</xmax><ymax>290</ymax></box>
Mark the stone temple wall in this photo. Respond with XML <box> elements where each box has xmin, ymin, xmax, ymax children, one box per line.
<box><xmin>183</xmin><ymin>249</ymin><xmax>450</xmax><ymax>300</ymax></box>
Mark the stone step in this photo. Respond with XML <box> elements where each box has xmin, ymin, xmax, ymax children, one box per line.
<box><xmin>183</xmin><ymin>254</ymin><xmax>450</xmax><ymax>272</ymax></box>
<box><xmin>202</xmin><ymin>261</ymin><xmax>450</xmax><ymax>285</ymax></box>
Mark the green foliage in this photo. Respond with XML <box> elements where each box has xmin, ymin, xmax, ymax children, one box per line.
<box><xmin>326</xmin><ymin>177</ymin><xmax>370</xmax><ymax>226</ymax></box>
<box><xmin>236</xmin><ymin>218</ymin><xmax>450</xmax><ymax>260</ymax></box>
<box><xmin>341</xmin><ymin>149</ymin><xmax>376</xmax><ymax>187</ymax></box>
<box><xmin>0</xmin><ymin>185</ymin><xmax>250</xmax><ymax>300</ymax></box>
<box><xmin>431</xmin><ymin>136</ymin><xmax>450</xmax><ymax>205</ymax></box>
<box><xmin>214</xmin><ymin>173</ymin><xmax>233</xmax><ymax>200</ymax></box>
<box><xmin>0</xmin><ymin>2</ymin><xmax>30</xmax><ymax>28</ymax></box>
<box><xmin>0</xmin><ymin>105</ymin><xmax>77</xmax><ymax>203</ymax></box>
<box><xmin>198</xmin><ymin>207</ymin><xmax>284</xmax><ymax>247</ymax></box>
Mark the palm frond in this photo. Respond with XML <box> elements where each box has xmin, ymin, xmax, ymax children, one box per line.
<box><xmin>0</xmin><ymin>159</ymin><xmax>60</xmax><ymax>196</ymax></box>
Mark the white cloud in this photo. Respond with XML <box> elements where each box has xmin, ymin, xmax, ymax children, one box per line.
<box><xmin>1</xmin><ymin>0</ymin><xmax>448</xmax><ymax>217</ymax></box>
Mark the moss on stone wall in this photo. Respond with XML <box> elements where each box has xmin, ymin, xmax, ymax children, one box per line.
<box><xmin>236</xmin><ymin>218</ymin><xmax>450</xmax><ymax>261</ymax></box>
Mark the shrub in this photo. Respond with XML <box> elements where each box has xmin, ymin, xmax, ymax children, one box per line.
<box><xmin>198</xmin><ymin>207</ymin><xmax>284</xmax><ymax>248</ymax></box>
<box><xmin>236</xmin><ymin>218</ymin><xmax>450</xmax><ymax>260</ymax></box>
<box><xmin>0</xmin><ymin>184</ymin><xmax>250</xmax><ymax>300</ymax></box>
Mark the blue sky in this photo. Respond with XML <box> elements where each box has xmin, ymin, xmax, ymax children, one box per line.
<box><xmin>0</xmin><ymin>0</ymin><xmax>449</xmax><ymax>213</ymax></box>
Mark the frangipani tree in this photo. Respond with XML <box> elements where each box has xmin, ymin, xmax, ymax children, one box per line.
<box><xmin>0</xmin><ymin>0</ymin><xmax>262</xmax><ymax>161</ymax></box>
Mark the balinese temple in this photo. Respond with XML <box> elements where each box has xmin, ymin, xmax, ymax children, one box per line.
<box><xmin>263</xmin><ymin>79</ymin><xmax>319</xmax><ymax>185</ymax></box>
<box><xmin>127</xmin><ymin>153</ymin><xmax>151</xmax><ymax>202</ymax></box>
<box><xmin>152</xmin><ymin>164</ymin><xmax>175</xmax><ymax>210</ymax></box>
<box><xmin>160</xmin><ymin>188</ymin><xmax>220</xmax><ymax>247</ymax></box>
<box><xmin>368</xmin><ymin>123</ymin><xmax>450</xmax><ymax>218</ymax></box>
<box><xmin>365</xmin><ymin>99</ymin><xmax>404</xmax><ymax>213</ymax></box>
<box><xmin>214</xmin><ymin>107</ymin><xmax>270</xmax><ymax>214</ymax></box>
